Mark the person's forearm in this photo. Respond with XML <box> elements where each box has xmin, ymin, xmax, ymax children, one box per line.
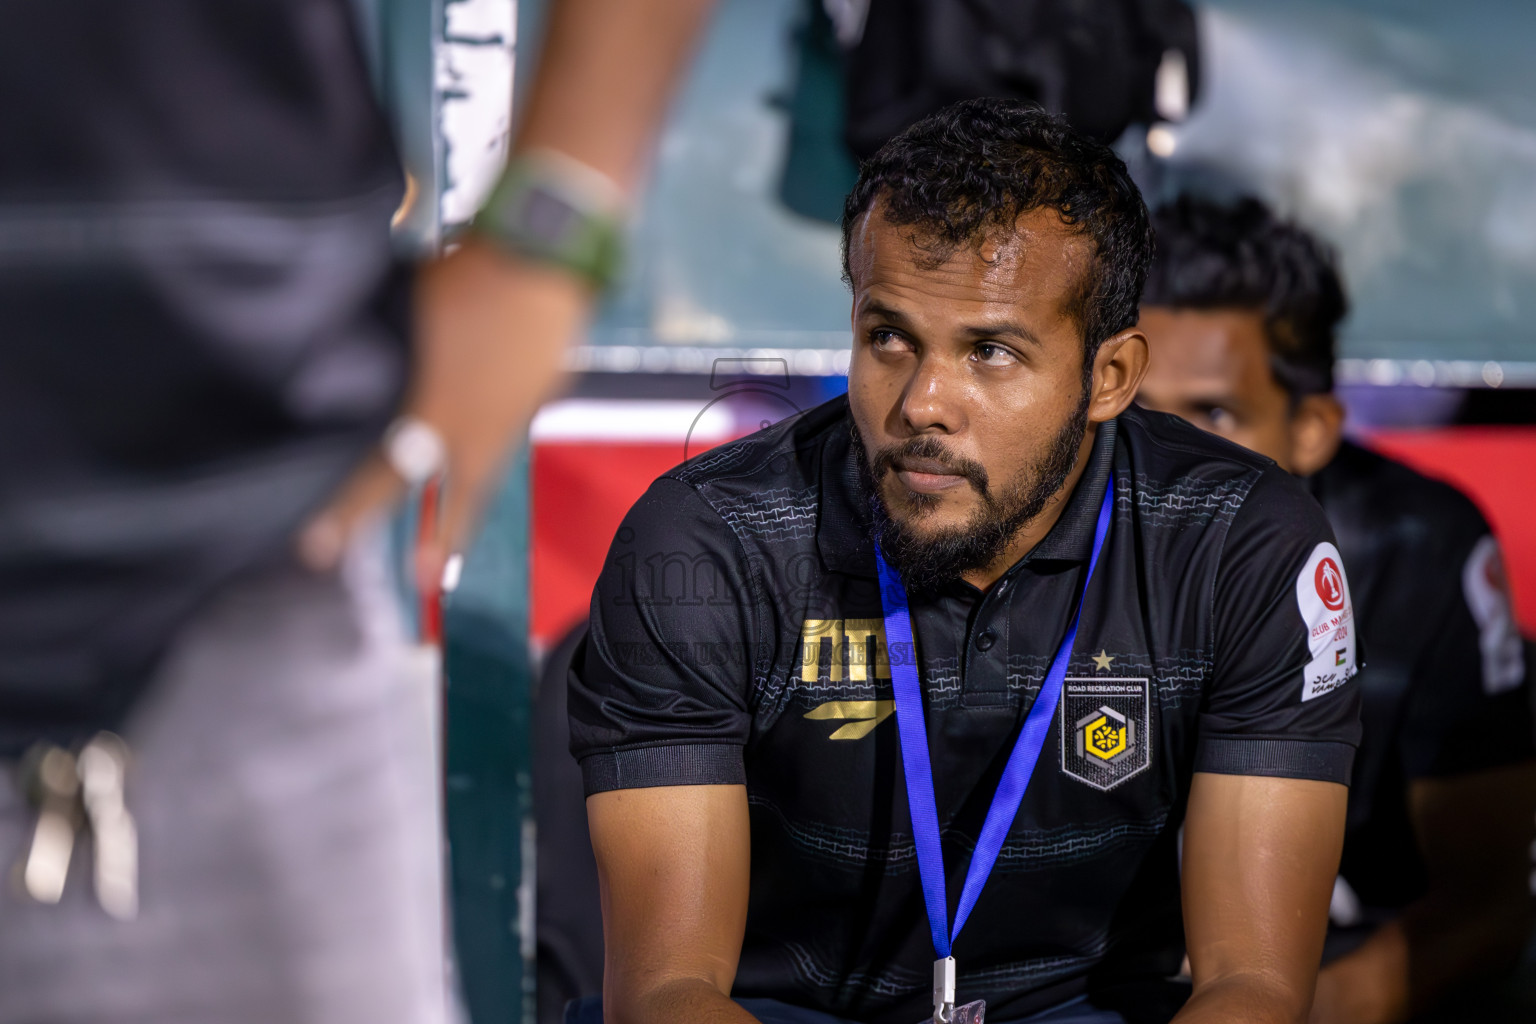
<box><xmin>1312</xmin><ymin>895</ymin><xmax>1533</xmax><ymax>1023</ymax></box>
<box><xmin>1174</xmin><ymin>973</ymin><xmax>1311</xmax><ymax>1024</ymax></box>
<box><xmin>514</xmin><ymin>0</ymin><xmax>716</xmax><ymax>194</ymax></box>
<box><xmin>610</xmin><ymin>977</ymin><xmax>760</xmax><ymax>1024</ymax></box>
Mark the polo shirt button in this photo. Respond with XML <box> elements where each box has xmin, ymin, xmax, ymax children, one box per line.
<box><xmin>975</xmin><ymin>630</ymin><xmax>997</xmax><ymax>652</ymax></box>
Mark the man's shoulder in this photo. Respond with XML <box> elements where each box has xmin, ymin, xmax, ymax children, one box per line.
<box><xmin>669</xmin><ymin>393</ymin><xmax>846</xmax><ymax>488</ymax></box>
<box><xmin>1316</xmin><ymin>441</ymin><xmax>1488</xmax><ymax>553</ymax></box>
<box><xmin>1118</xmin><ymin>403</ymin><xmax>1274</xmax><ymax>477</ymax></box>
<box><xmin>647</xmin><ymin>393</ymin><xmax>849</xmax><ymax>548</ymax></box>
<box><xmin>1116</xmin><ymin>404</ymin><xmax>1307</xmax><ymax>531</ymax></box>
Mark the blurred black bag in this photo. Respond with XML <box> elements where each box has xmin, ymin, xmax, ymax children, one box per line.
<box><xmin>843</xmin><ymin>0</ymin><xmax>1200</xmax><ymax>159</ymax></box>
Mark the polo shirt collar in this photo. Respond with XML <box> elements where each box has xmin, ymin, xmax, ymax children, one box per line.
<box><xmin>817</xmin><ymin>413</ymin><xmax>1118</xmax><ymax>577</ymax></box>
<box><xmin>1029</xmin><ymin>416</ymin><xmax>1117</xmax><ymax>563</ymax></box>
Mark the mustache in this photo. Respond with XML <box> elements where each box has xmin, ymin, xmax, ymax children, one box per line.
<box><xmin>868</xmin><ymin>436</ymin><xmax>990</xmax><ymax>494</ymax></box>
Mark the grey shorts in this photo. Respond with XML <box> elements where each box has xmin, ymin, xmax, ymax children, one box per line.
<box><xmin>0</xmin><ymin>539</ymin><xmax>450</xmax><ymax>1024</ymax></box>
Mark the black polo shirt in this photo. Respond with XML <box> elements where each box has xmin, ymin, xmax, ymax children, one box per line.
<box><xmin>1310</xmin><ymin>442</ymin><xmax>1534</xmax><ymax>950</ymax></box>
<box><xmin>569</xmin><ymin>396</ymin><xmax>1362</xmax><ymax>1023</ymax></box>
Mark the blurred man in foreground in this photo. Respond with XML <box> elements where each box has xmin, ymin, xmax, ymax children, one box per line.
<box><xmin>571</xmin><ymin>99</ymin><xmax>1360</xmax><ymax>1024</ymax></box>
<box><xmin>1138</xmin><ymin>195</ymin><xmax>1536</xmax><ymax>1024</ymax></box>
<box><xmin>0</xmin><ymin>0</ymin><xmax>712</xmax><ymax>1020</ymax></box>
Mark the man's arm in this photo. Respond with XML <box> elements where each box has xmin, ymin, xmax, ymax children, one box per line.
<box><xmin>300</xmin><ymin>0</ymin><xmax>716</xmax><ymax>579</ymax></box>
<box><xmin>514</xmin><ymin>0</ymin><xmax>716</xmax><ymax>193</ymax></box>
<box><xmin>1310</xmin><ymin>762</ymin><xmax>1536</xmax><ymax>1024</ymax></box>
<box><xmin>569</xmin><ymin>475</ymin><xmax>763</xmax><ymax>1021</ymax></box>
<box><xmin>1178</xmin><ymin>772</ymin><xmax>1348</xmax><ymax>1024</ymax></box>
<box><xmin>1176</xmin><ymin>466</ymin><xmax>1360</xmax><ymax>1024</ymax></box>
<box><xmin>588</xmin><ymin>784</ymin><xmax>759</xmax><ymax>1024</ymax></box>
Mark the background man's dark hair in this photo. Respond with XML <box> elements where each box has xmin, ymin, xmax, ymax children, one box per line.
<box><xmin>1143</xmin><ymin>195</ymin><xmax>1348</xmax><ymax>398</ymax></box>
<box><xmin>840</xmin><ymin>98</ymin><xmax>1154</xmax><ymax>374</ymax></box>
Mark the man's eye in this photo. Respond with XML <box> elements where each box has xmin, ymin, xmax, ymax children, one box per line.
<box><xmin>1205</xmin><ymin>406</ymin><xmax>1234</xmax><ymax>430</ymax></box>
<box><xmin>870</xmin><ymin>329</ymin><xmax>911</xmax><ymax>352</ymax></box>
<box><xmin>974</xmin><ymin>342</ymin><xmax>1017</xmax><ymax>366</ymax></box>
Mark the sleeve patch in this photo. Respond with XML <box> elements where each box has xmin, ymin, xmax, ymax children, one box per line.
<box><xmin>1296</xmin><ymin>541</ymin><xmax>1358</xmax><ymax>702</ymax></box>
<box><xmin>1463</xmin><ymin>535</ymin><xmax>1526</xmax><ymax>695</ymax></box>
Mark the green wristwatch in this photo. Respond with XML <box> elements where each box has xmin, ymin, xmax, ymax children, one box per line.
<box><xmin>471</xmin><ymin>150</ymin><xmax>626</xmax><ymax>292</ymax></box>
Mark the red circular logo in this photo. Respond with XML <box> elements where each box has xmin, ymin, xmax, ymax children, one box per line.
<box><xmin>1314</xmin><ymin>557</ymin><xmax>1346</xmax><ymax>612</ymax></box>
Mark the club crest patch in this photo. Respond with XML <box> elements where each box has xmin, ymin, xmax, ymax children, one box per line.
<box><xmin>1060</xmin><ymin>677</ymin><xmax>1151</xmax><ymax>791</ymax></box>
<box><xmin>1296</xmin><ymin>541</ymin><xmax>1357</xmax><ymax>702</ymax></box>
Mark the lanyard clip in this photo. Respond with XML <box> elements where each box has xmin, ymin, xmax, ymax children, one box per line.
<box><xmin>933</xmin><ymin>956</ymin><xmax>956</xmax><ymax>1024</ymax></box>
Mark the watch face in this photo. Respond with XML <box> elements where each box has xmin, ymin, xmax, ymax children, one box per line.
<box><xmin>521</xmin><ymin>185</ymin><xmax>581</xmax><ymax>245</ymax></box>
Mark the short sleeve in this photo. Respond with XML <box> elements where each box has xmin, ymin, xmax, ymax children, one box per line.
<box><xmin>1398</xmin><ymin>528</ymin><xmax>1534</xmax><ymax>778</ymax></box>
<box><xmin>567</xmin><ymin>476</ymin><xmax>763</xmax><ymax>796</ymax></box>
<box><xmin>1196</xmin><ymin>467</ymin><xmax>1363</xmax><ymax>784</ymax></box>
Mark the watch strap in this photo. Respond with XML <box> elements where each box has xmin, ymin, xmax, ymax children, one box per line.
<box><xmin>471</xmin><ymin>149</ymin><xmax>626</xmax><ymax>292</ymax></box>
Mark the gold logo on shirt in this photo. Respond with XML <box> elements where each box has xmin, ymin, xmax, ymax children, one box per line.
<box><xmin>798</xmin><ymin>619</ymin><xmax>891</xmax><ymax>682</ymax></box>
<box><xmin>804</xmin><ymin>700</ymin><xmax>897</xmax><ymax>740</ymax></box>
<box><xmin>800</xmin><ymin>619</ymin><xmax>896</xmax><ymax>740</ymax></box>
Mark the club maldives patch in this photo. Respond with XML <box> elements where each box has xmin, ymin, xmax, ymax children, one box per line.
<box><xmin>1060</xmin><ymin>677</ymin><xmax>1152</xmax><ymax>791</ymax></box>
<box><xmin>1296</xmin><ymin>542</ymin><xmax>1357</xmax><ymax>702</ymax></box>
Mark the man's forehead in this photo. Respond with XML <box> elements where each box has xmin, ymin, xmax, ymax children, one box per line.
<box><xmin>850</xmin><ymin>204</ymin><xmax>1090</xmax><ymax>296</ymax></box>
<box><xmin>1140</xmin><ymin>307</ymin><xmax>1269</xmax><ymax>386</ymax></box>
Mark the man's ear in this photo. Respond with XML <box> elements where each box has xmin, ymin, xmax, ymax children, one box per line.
<box><xmin>1088</xmin><ymin>328</ymin><xmax>1149</xmax><ymax>424</ymax></box>
<box><xmin>1287</xmin><ymin>394</ymin><xmax>1345</xmax><ymax>477</ymax></box>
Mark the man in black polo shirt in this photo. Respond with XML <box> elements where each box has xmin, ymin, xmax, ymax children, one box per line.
<box><xmin>1136</xmin><ymin>195</ymin><xmax>1536</xmax><ymax>1023</ymax></box>
<box><xmin>570</xmin><ymin>101</ymin><xmax>1361</xmax><ymax>1024</ymax></box>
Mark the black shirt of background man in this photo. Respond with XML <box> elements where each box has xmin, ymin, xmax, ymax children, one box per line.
<box><xmin>1311</xmin><ymin>441</ymin><xmax>1534</xmax><ymax>954</ymax></box>
<box><xmin>570</xmin><ymin>395</ymin><xmax>1363</xmax><ymax>1024</ymax></box>
<box><xmin>0</xmin><ymin>1</ymin><xmax>408</xmax><ymax>752</ymax></box>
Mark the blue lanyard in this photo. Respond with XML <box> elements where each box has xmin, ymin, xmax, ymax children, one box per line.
<box><xmin>874</xmin><ymin>474</ymin><xmax>1114</xmax><ymax>959</ymax></box>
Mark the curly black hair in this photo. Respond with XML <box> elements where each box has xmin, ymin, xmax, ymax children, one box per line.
<box><xmin>1142</xmin><ymin>195</ymin><xmax>1347</xmax><ymax>398</ymax></box>
<box><xmin>840</xmin><ymin>98</ymin><xmax>1154</xmax><ymax>367</ymax></box>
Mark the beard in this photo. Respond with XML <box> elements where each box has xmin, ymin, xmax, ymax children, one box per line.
<box><xmin>853</xmin><ymin>390</ymin><xmax>1091</xmax><ymax>597</ymax></box>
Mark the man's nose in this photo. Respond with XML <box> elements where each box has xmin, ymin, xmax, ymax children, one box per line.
<box><xmin>898</xmin><ymin>353</ymin><xmax>965</xmax><ymax>435</ymax></box>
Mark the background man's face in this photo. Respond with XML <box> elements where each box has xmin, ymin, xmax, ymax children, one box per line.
<box><xmin>845</xmin><ymin>205</ymin><xmax>1096</xmax><ymax>580</ymax></box>
<box><xmin>1137</xmin><ymin>307</ymin><xmax>1299</xmax><ymax>469</ymax></box>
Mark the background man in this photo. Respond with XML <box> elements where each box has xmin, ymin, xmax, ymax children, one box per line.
<box><xmin>0</xmin><ymin>0</ymin><xmax>714</xmax><ymax>1020</ymax></box>
<box><xmin>1137</xmin><ymin>195</ymin><xmax>1536</xmax><ymax>1024</ymax></box>
<box><xmin>570</xmin><ymin>100</ymin><xmax>1360</xmax><ymax>1024</ymax></box>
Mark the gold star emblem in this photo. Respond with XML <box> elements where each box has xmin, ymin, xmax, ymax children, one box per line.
<box><xmin>1092</xmin><ymin>650</ymin><xmax>1115</xmax><ymax>672</ymax></box>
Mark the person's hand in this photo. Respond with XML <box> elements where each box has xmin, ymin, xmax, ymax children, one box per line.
<box><xmin>298</xmin><ymin>238</ymin><xmax>588</xmax><ymax>588</ymax></box>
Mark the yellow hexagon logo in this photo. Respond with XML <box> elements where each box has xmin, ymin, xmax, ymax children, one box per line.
<box><xmin>1084</xmin><ymin>714</ymin><xmax>1127</xmax><ymax>761</ymax></box>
